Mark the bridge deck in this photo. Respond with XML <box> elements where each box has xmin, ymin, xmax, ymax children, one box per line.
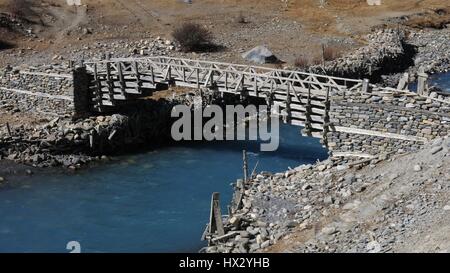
<box><xmin>84</xmin><ymin>56</ymin><xmax>365</xmax><ymax>139</ymax></box>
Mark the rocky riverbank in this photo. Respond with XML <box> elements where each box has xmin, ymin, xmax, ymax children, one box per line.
<box><xmin>308</xmin><ymin>27</ymin><xmax>450</xmax><ymax>88</ymax></box>
<box><xmin>0</xmin><ymin>92</ymin><xmax>197</xmax><ymax>169</ymax></box>
<box><xmin>205</xmin><ymin>137</ymin><xmax>450</xmax><ymax>253</ymax></box>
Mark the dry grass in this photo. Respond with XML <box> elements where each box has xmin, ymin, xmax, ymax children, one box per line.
<box><xmin>404</xmin><ymin>8</ymin><xmax>450</xmax><ymax>29</ymax></box>
<box><xmin>236</xmin><ymin>12</ymin><xmax>248</xmax><ymax>24</ymax></box>
<box><xmin>294</xmin><ymin>56</ymin><xmax>309</xmax><ymax>68</ymax></box>
<box><xmin>4</xmin><ymin>0</ymin><xmax>32</xmax><ymax>18</ymax></box>
<box><xmin>323</xmin><ymin>46</ymin><xmax>342</xmax><ymax>62</ymax></box>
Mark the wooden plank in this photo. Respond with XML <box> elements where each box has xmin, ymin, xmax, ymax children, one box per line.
<box><xmin>105</xmin><ymin>62</ymin><xmax>115</xmax><ymax>105</ymax></box>
<box><xmin>333</xmin><ymin>126</ymin><xmax>427</xmax><ymax>142</ymax></box>
<box><xmin>0</xmin><ymin>87</ymin><xmax>72</xmax><ymax>101</ymax></box>
<box><xmin>133</xmin><ymin>61</ymin><xmax>142</xmax><ymax>94</ymax></box>
<box><xmin>208</xmin><ymin>192</ymin><xmax>225</xmax><ymax>236</ymax></box>
<box><xmin>117</xmin><ymin>62</ymin><xmax>127</xmax><ymax>98</ymax></box>
<box><xmin>332</xmin><ymin>152</ymin><xmax>376</xmax><ymax>159</ymax></box>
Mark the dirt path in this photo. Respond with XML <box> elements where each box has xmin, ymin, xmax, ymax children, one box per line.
<box><xmin>53</xmin><ymin>5</ymin><xmax>87</xmax><ymax>43</ymax></box>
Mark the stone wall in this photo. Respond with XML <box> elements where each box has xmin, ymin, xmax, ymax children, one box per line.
<box><xmin>0</xmin><ymin>70</ymin><xmax>74</xmax><ymax>116</ymax></box>
<box><xmin>327</xmin><ymin>90</ymin><xmax>450</xmax><ymax>155</ymax></box>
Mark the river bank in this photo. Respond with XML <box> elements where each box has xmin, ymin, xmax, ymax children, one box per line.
<box><xmin>308</xmin><ymin>27</ymin><xmax>450</xmax><ymax>88</ymax></box>
<box><xmin>206</xmin><ymin>136</ymin><xmax>450</xmax><ymax>253</ymax></box>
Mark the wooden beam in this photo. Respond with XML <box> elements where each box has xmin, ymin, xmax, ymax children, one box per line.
<box><xmin>208</xmin><ymin>192</ymin><xmax>225</xmax><ymax>236</ymax></box>
<box><xmin>333</xmin><ymin>126</ymin><xmax>427</xmax><ymax>142</ymax></box>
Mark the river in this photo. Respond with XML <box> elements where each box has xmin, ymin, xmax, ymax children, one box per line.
<box><xmin>0</xmin><ymin>124</ymin><xmax>328</xmax><ymax>253</ymax></box>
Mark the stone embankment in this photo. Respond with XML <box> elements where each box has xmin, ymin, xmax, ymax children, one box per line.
<box><xmin>203</xmin><ymin>83</ymin><xmax>450</xmax><ymax>252</ymax></box>
<box><xmin>327</xmin><ymin>89</ymin><xmax>450</xmax><ymax>156</ymax></box>
<box><xmin>0</xmin><ymin>92</ymin><xmax>193</xmax><ymax>168</ymax></box>
<box><xmin>309</xmin><ymin>28</ymin><xmax>450</xmax><ymax>87</ymax></box>
<box><xmin>310</xmin><ymin>29</ymin><xmax>411</xmax><ymax>81</ymax></box>
<box><xmin>0</xmin><ymin>67</ymin><xmax>74</xmax><ymax>116</ymax></box>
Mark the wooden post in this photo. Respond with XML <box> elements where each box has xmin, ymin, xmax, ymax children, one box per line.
<box><xmin>150</xmin><ymin>66</ymin><xmax>155</xmax><ymax>85</ymax></box>
<box><xmin>243</xmin><ymin>150</ymin><xmax>248</xmax><ymax>183</ymax></box>
<box><xmin>362</xmin><ymin>78</ymin><xmax>370</xmax><ymax>93</ymax></box>
<box><xmin>225</xmin><ymin>71</ymin><xmax>228</xmax><ymax>90</ymax></box>
<box><xmin>208</xmin><ymin>192</ymin><xmax>225</xmax><ymax>237</ymax></box>
<box><xmin>134</xmin><ymin>61</ymin><xmax>142</xmax><ymax>94</ymax></box>
<box><xmin>93</xmin><ymin>63</ymin><xmax>102</xmax><ymax>109</ymax></box>
<box><xmin>397</xmin><ymin>73</ymin><xmax>409</xmax><ymax>90</ymax></box>
<box><xmin>117</xmin><ymin>62</ymin><xmax>126</xmax><ymax>98</ymax></box>
<box><xmin>304</xmin><ymin>86</ymin><xmax>312</xmax><ymax>136</ymax></box>
<box><xmin>284</xmin><ymin>84</ymin><xmax>291</xmax><ymax>123</ymax></box>
<box><xmin>196</xmin><ymin>68</ymin><xmax>200</xmax><ymax>89</ymax></box>
<box><xmin>321</xmin><ymin>44</ymin><xmax>325</xmax><ymax>65</ymax></box>
<box><xmin>417</xmin><ymin>67</ymin><xmax>429</xmax><ymax>95</ymax></box>
<box><xmin>254</xmin><ymin>75</ymin><xmax>258</xmax><ymax>97</ymax></box>
<box><xmin>6</xmin><ymin>122</ymin><xmax>12</xmax><ymax>137</ymax></box>
<box><xmin>89</xmin><ymin>130</ymin><xmax>95</xmax><ymax>149</ymax></box>
<box><xmin>105</xmin><ymin>62</ymin><xmax>115</xmax><ymax>105</ymax></box>
<box><xmin>322</xmin><ymin>86</ymin><xmax>331</xmax><ymax>147</ymax></box>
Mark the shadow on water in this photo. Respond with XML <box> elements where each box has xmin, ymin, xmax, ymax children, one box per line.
<box><xmin>0</xmin><ymin>124</ymin><xmax>327</xmax><ymax>253</ymax></box>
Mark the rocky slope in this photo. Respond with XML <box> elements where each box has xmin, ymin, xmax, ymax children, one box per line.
<box><xmin>206</xmin><ymin>137</ymin><xmax>450</xmax><ymax>253</ymax></box>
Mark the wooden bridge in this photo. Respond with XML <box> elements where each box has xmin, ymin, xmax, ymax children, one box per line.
<box><xmin>83</xmin><ymin>56</ymin><xmax>366</xmax><ymax>139</ymax></box>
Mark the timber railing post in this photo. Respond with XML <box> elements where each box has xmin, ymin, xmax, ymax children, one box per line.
<box><xmin>322</xmin><ymin>86</ymin><xmax>331</xmax><ymax>147</ymax></box>
<box><xmin>362</xmin><ymin>78</ymin><xmax>370</xmax><ymax>93</ymax></box>
<box><xmin>93</xmin><ymin>63</ymin><xmax>102</xmax><ymax>111</ymax></box>
<box><xmin>196</xmin><ymin>68</ymin><xmax>200</xmax><ymax>90</ymax></box>
<box><xmin>417</xmin><ymin>67</ymin><xmax>429</xmax><ymax>95</ymax></box>
<box><xmin>134</xmin><ymin>61</ymin><xmax>142</xmax><ymax>94</ymax></box>
<box><xmin>105</xmin><ymin>62</ymin><xmax>115</xmax><ymax>106</ymax></box>
<box><xmin>73</xmin><ymin>66</ymin><xmax>94</xmax><ymax>118</ymax></box>
<box><xmin>304</xmin><ymin>86</ymin><xmax>312</xmax><ymax>136</ymax></box>
<box><xmin>117</xmin><ymin>62</ymin><xmax>126</xmax><ymax>98</ymax></box>
<box><xmin>284</xmin><ymin>84</ymin><xmax>291</xmax><ymax>123</ymax></box>
<box><xmin>208</xmin><ymin>192</ymin><xmax>225</xmax><ymax>238</ymax></box>
<box><xmin>243</xmin><ymin>150</ymin><xmax>248</xmax><ymax>183</ymax></box>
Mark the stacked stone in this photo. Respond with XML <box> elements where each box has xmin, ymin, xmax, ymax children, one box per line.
<box><xmin>327</xmin><ymin>90</ymin><xmax>450</xmax><ymax>155</ymax></box>
<box><xmin>309</xmin><ymin>29</ymin><xmax>406</xmax><ymax>79</ymax></box>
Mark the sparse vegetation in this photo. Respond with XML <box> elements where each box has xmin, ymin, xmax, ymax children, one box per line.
<box><xmin>404</xmin><ymin>9</ymin><xmax>450</xmax><ymax>29</ymax></box>
<box><xmin>294</xmin><ymin>56</ymin><xmax>309</xmax><ymax>68</ymax></box>
<box><xmin>172</xmin><ymin>23</ymin><xmax>214</xmax><ymax>52</ymax></box>
<box><xmin>6</xmin><ymin>0</ymin><xmax>32</xmax><ymax>18</ymax></box>
<box><xmin>323</xmin><ymin>46</ymin><xmax>342</xmax><ymax>62</ymax></box>
<box><xmin>236</xmin><ymin>12</ymin><xmax>248</xmax><ymax>24</ymax></box>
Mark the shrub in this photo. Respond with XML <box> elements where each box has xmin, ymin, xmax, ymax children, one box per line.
<box><xmin>236</xmin><ymin>12</ymin><xmax>247</xmax><ymax>24</ymax></box>
<box><xmin>323</xmin><ymin>46</ymin><xmax>341</xmax><ymax>62</ymax></box>
<box><xmin>172</xmin><ymin>23</ymin><xmax>213</xmax><ymax>52</ymax></box>
<box><xmin>6</xmin><ymin>0</ymin><xmax>31</xmax><ymax>18</ymax></box>
<box><xmin>294</xmin><ymin>56</ymin><xmax>309</xmax><ymax>68</ymax></box>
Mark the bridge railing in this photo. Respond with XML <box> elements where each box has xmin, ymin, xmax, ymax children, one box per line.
<box><xmin>85</xmin><ymin>56</ymin><xmax>363</xmax><ymax>95</ymax></box>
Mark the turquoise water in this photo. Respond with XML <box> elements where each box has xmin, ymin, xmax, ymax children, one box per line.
<box><xmin>430</xmin><ymin>72</ymin><xmax>450</xmax><ymax>92</ymax></box>
<box><xmin>410</xmin><ymin>71</ymin><xmax>450</xmax><ymax>93</ymax></box>
<box><xmin>0</xmin><ymin>124</ymin><xmax>328</xmax><ymax>253</ymax></box>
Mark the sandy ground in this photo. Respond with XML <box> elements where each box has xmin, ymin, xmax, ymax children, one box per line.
<box><xmin>0</xmin><ymin>0</ymin><xmax>449</xmax><ymax>67</ymax></box>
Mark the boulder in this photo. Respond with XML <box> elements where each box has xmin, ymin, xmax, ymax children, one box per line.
<box><xmin>242</xmin><ymin>45</ymin><xmax>279</xmax><ymax>64</ymax></box>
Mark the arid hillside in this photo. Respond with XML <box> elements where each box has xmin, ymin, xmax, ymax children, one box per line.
<box><xmin>0</xmin><ymin>0</ymin><xmax>449</xmax><ymax>66</ymax></box>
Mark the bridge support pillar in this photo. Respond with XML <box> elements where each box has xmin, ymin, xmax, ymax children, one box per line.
<box><xmin>72</xmin><ymin>67</ymin><xmax>93</xmax><ymax>119</ymax></box>
<box><xmin>417</xmin><ymin>67</ymin><xmax>429</xmax><ymax>96</ymax></box>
